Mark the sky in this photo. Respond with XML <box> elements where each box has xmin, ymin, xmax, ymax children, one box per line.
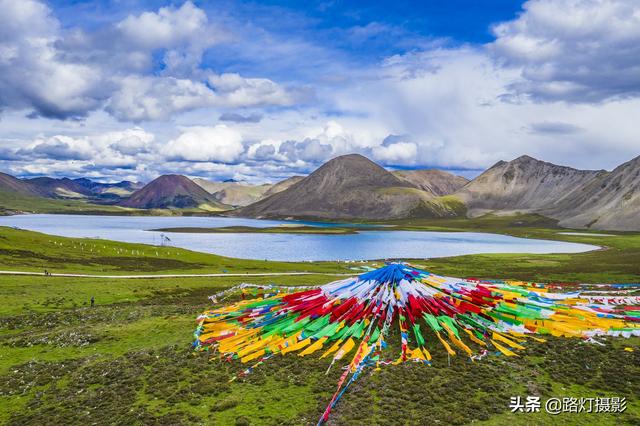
<box><xmin>0</xmin><ymin>0</ymin><xmax>639</xmax><ymax>184</ymax></box>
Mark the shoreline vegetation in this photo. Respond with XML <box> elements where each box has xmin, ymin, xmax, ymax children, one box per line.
<box><xmin>1</xmin><ymin>217</ymin><xmax>639</xmax><ymax>424</ymax></box>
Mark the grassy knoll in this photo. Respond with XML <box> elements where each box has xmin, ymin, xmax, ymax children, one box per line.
<box><xmin>151</xmin><ymin>225</ymin><xmax>362</xmax><ymax>234</ymax></box>
<box><xmin>0</xmin><ymin>220</ymin><xmax>639</xmax><ymax>424</ymax></box>
<box><xmin>0</xmin><ymin>226</ymin><xmax>351</xmax><ymax>275</ymax></box>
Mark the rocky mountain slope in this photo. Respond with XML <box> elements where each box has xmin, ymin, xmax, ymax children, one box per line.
<box><xmin>262</xmin><ymin>176</ymin><xmax>305</xmax><ymax>198</ymax></box>
<box><xmin>233</xmin><ymin>154</ymin><xmax>463</xmax><ymax>220</ymax></box>
<box><xmin>454</xmin><ymin>155</ymin><xmax>603</xmax><ymax>216</ymax></box>
<box><xmin>542</xmin><ymin>155</ymin><xmax>640</xmax><ymax>230</ymax></box>
<box><xmin>0</xmin><ymin>172</ymin><xmax>42</xmax><ymax>196</ymax></box>
<box><xmin>193</xmin><ymin>179</ymin><xmax>271</xmax><ymax>207</ymax></box>
<box><xmin>451</xmin><ymin>154</ymin><xmax>640</xmax><ymax>231</ymax></box>
<box><xmin>393</xmin><ymin>169</ymin><xmax>469</xmax><ymax>196</ymax></box>
<box><xmin>120</xmin><ymin>175</ymin><xmax>228</xmax><ymax>210</ymax></box>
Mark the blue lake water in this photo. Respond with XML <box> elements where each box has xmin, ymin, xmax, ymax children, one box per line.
<box><xmin>0</xmin><ymin>214</ymin><xmax>599</xmax><ymax>262</ymax></box>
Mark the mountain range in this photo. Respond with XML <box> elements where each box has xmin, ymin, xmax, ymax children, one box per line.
<box><xmin>232</xmin><ymin>154</ymin><xmax>466</xmax><ymax>220</ymax></box>
<box><xmin>1</xmin><ymin>152</ymin><xmax>639</xmax><ymax>230</ymax></box>
<box><xmin>0</xmin><ymin>173</ymin><xmax>142</xmax><ymax>203</ymax></box>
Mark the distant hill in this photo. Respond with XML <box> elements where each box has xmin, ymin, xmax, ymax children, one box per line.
<box><xmin>0</xmin><ymin>172</ymin><xmax>41</xmax><ymax>196</ymax></box>
<box><xmin>73</xmin><ymin>178</ymin><xmax>143</xmax><ymax>196</ymax></box>
<box><xmin>26</xmin><ymin>177</ymin><xmax>94</xmax><ymax>199</ymax></box>
<box><xmin>393</xmin><ymin>169</ymin><xmax>469</xmax><ymax>196</ymax></box>
<box><xmin>120</xmin><ymin>175</ymin><xmax>229</xmax><ymax>210</ymax></box>
<box><xmin>20</xmin><ymin>177</ymin><xmax>143</xmax><ymax>203</ymax></box>
<box><xmin>0</xmin><ymin>172</ymin><xmax>136</xmax><ymax>215</ymax></box>
<box><xmin>233</xmin><ymin>154</ymin><xmax>464</xmax><ymax>220</ymax></box>
<box><xmin>193</xmin><ymin>178</ymin><xmax>271</xmax><ymax>207</ymax></box>
<box><xmin>262</xmin><ymin>176</ymin><xmax>305</xmax><ymax>198</ymax></box>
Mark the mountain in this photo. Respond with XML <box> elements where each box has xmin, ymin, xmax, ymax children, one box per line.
<box><xmin>393</xmin><ymin>169</ymin><xmax>469</xmax><ymax>196</ymax></box>
<box><xmin>454</xmin><ymin>155</ymin><xmax>603</xmax><ymax>217</ymax></box>
<box><xmin>73</xmin><ymin>178</ymin><xmax>143</xmax><ymax>194</ymax></box>
<box><xmin>0</xmin><ymin>172</ymin><xmax>41</xmax><ymax>196</ymax></box>
<box><xmin>72</xmin><ymin>178</ymin><xmax>143</xmax><ymax>201</ymax></box>
<box><xmin>543</xmin><ymin>155</ymin><xmax>640</xmax><ymax>231</ymax></box>
<box><xmin>234</xmin><ymin>154</ymin><xmax>464</xmax><ymax>220</ymax></box>
<box><xmin>26</xmin><ymin>177</ymin><xmax>94</xmax><ymax>199</ymax></box>
<box><xmin>452</xmin><ymin>154</ymin><xmax>640</xmax><ymax>231</ymax></box>
<box><xmin>262</xmin><ymin>176</ymin><xmax>305</xmax><ymax>198</ymax></box>
<box><xmin>120</xmin><ymin>175</ymin><xmax>228</xmax><ymax>210</ymax></box>
<box><xmin>193</xmin><ymin>178</ymin><xmax>271</xmax><ymax>207</ymax></box>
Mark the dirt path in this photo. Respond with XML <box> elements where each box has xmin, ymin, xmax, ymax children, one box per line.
<box><xmin>0</xmin><ymin>270</ymin><xmax>353</xmax><ymax>279</ymax></box>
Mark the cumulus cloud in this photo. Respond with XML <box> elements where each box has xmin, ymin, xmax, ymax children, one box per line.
<box><xmin>208</xmin><ymin>73</ymin><xmax>303</xmax><ymax>107</ymax></box>
<box><xmin>19</xmin><ymin>136</ymin><xmax>94</xmax><ymax>161</ymax></box>
<box><xmin>0</xmin><ymin>0</ymin><xmax>302</xmax><ymax>121</ymax></box>
<box><xmin>490</xmin><ymin>0</ymin><xmax>640</xmax><ymax>103</ymax></box>
<box><xmin>0</xmin><ymin>0</ymin><xmax>108</xmax><ymax>119</ymax></box>
<box><xmin>162</xmin><ymin>125</ymin><xmax>244</xmax><ymax>163</ymax></box>
<box><xmin>117</xmin><ymin>2</ymin><xmax>210</xmax><ymax>50</ymax></box>
<box><xmin>245</xmin><ymin>120</ymin><xmax>373</xmax><ymax>165</ymax></box>
<box><xmin>106</xmin><ymin>76</ymin><xmax>216</xmax><ymax>121</ymax></box>
<box><xmin>5</xmin><ymin>128</ymin><xmax>155</xmax><ymax>173</ymax></box>
<box><xmin>372</xmin><ymin>141</ymin><xmax>418</xmax><ymax>163</ymax></box>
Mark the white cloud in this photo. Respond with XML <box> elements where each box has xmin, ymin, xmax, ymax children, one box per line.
<box><xmin>7</xmin><ymin>127</ymin><xmax>155</xmax><ymax>171</ymax></box>
<box><xmin>116</xmin><ymin>1</ymin><xmax>224</xmax><ymax>74</ymax></box>
<box><xmin>116</xmin><ymin>1</ymin><xmax>211</xmax><ymax>50</ymax></box>
<box><xmin>0</xmin><ymin>0</ymin><xmax>108</xmax><ymax>118</ymax></box>
<box><xmin>208</xmin><ymin>73</ymin><xmax>301</xmax><ymax>107</ymax></box>
<box><xmin>372</xmin><ymin>142</ymin><xmax>418</xmax><ymax>163</ymax></box>
<box><xmin>0</xmin><ymin>0</ymin><xmax>302</xmax><ymax>121</ymax></box>
<box><xmin>163</xmin><ymin>125</ymin><xmax>244</xmax><ymax>162</ymax></box>
<box><xmin>106</xmin><ymin>76</ymin><xmax>217</xmax><ymax>121</ymax></box>
<box><xmin>490</xmin><ymin>0</ymin><xmax>640</xmax><ymax>102</ymax></box>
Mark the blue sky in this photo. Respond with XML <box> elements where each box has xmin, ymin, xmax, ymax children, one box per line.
<box><xmin>0</xmin><ymin>0</ymin><xmax>639</xmax><ymax>183</ymax></box>
<box><xmin>50</xmin><ymin>0</ymin><xmax>525</xmax><ymax>80</ymax></box>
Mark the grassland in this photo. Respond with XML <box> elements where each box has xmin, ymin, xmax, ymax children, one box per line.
<box><xmin>0</xmin><ymin>227</ymin><xmax>351</xmax><ymax>275</ymax></box>
<box><xmin>0</xmin><ymin>218</ymin><xmax>639</xmax><ymax>425</ymax></box>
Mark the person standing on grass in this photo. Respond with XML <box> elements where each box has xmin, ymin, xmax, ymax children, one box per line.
<box><xmin>91</xmin><ymin>296</ymin><xmax>95</xmax><ymax>307</ymax></box>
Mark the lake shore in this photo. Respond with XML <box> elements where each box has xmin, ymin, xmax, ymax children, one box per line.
<box><xmin>0</xmin><ymin>214</ymin><xmax>599</xmax><ymax>261</ymax></box>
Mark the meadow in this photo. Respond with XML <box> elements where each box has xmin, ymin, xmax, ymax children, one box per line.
<box><xmin>0</xmin><ymin>220</ymin><xmax>638</xmax><ymax>425</ymax></box>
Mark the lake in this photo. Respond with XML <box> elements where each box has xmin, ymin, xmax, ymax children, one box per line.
<box><xmin>0</xmin><ymin>214</ymin><xmax>599</xmax><ymax>262</ymax></box>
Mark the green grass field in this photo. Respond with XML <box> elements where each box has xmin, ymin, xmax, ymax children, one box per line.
<box><xmin>0</xmin><ymin>219</ymin><xmax>638</xmax><ymax>425</ymax></box>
